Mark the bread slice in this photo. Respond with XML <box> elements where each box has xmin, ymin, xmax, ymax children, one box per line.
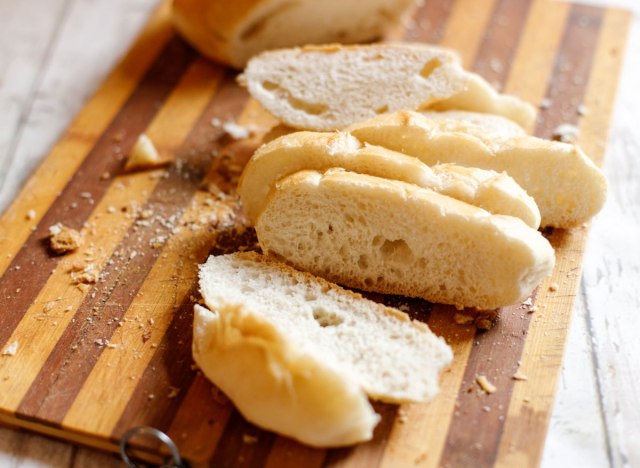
<box><xmin>239</xmin><ymin>43</ymin><xmax>469</xmax><ymax>130</ymax></box>
<box><xmin>348</xmin><ymin>110</ymin><xmax>608</xmax><ymax>228</ymax></box>
<box><xmin>239</xmin><ymin>131</ymin><xmax>541</xmax><ymax>228</ymax></box>
<box><xmin>240</xmin><ymin>43</ymin><xmax>536</xmax><ymax>130</ymax></box>
<box><xmin>256</xmin><ymin>169</ymin><xmax>555</xmax><ymax>310</ymax></box>
<box><xmin>173</xmin><ymin>0</ymin><xmax>418</xmax><ymax>69</ymax></box>
<box><xmin>428</xmin><ymin>73</ymin><xmax>536</xmax><ymax>129</ymax></box>
<box><xmin>194</xmin><ymin>252</ymin><xmax>452</xmax><ymax>447</ymax></box>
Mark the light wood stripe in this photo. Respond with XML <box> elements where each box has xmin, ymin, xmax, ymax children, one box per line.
<box><xmin>0</xmin><ymin>2</ymin><xmax>173</xmax><ymax>277</ymax></box>
<box><xmin>439</xmin><ymin>0</ymin><xmax>497</xmax><ymax>68</ymax></box>
<box><xmin>503</xmin><ymin>0</ymin><xmax>571</xmax><ymax>131</ymax></box>
<box><xmin>62</xmin><ymin>98</ymin><xmax>260</xmax><ymax>437</ymax></box>
<box><xmin>495</xmin><ymin>9</ymin><xmax>630</xmax><ymax>467</ymax></box>
<box><xmin>0</xmin><ymin>59</ymin><xmax>222</xmax><ymax>413</ymax></box>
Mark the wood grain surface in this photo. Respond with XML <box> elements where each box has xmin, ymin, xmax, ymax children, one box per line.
<box><xmin>0</xmin><ymin>0</ymin><xmax>632</xmax><ymax>466</ymax></box>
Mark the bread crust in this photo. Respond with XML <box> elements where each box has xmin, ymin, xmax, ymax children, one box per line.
<box><xmin>256</xmin><ymin>169</ymin><xmax>555</xmax><ymax>309</ymax></box>
<box><xmin>193</xmin><ymin>303</ymin><xmax>379</xmax><ymax>447</ymax></box>
<box><xmin>239</xmin><ymin>131</ymin><xmax>540</xmax><ymax>227</ymax></box>
<box><xmin>348</xmin><ymin>110</ymin><xmax>608</xmax><ymax>227</ymax></box>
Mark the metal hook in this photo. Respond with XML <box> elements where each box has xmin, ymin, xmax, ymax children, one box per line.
<box><xmin>119</xmin><ymin>426</ymin><xmax>185</xmax><ymax>467</ymax></box>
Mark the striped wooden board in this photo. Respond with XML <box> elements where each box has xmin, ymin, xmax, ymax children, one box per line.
<box><xmin>0</xmin><ymin>0</ymin><xmax>630</xmax><ymax>466</ymax></box>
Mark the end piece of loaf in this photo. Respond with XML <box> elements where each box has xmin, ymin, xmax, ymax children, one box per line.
<box><xmin>194</xmin><ymin>252</ymin><xmax>452</xmax><ymax>447</ymax></box>
<box><xmin>348</xmin><ymin>110</ymin><xmax>608</xmax><ymax>228</ymax></box>
<box><xmin>239</xmin><ymin>131</ymin><xmax>541</xmax><ymax>228</ymax></box>
<box><xmin>173</xmin><ymin>0</ymin><xmax>418</xmax><ymax>68</ymax></box>
<box><xmin>256</xmin><ymin>170</ymin><xmax>555</xmax><ymax>310</ymax></box>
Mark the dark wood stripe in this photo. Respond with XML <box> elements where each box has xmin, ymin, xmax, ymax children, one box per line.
<box><xmin>16</xmin><ymin>72</ymin><xmax>247</xmax><ymax>423</ymax></box>
<box><xmin>438</xmin><ymin>6</ymin><xmax>604</xmax><ymax>467</ymax></box>
<box><xmin>403</xmin><ymin>0</ymin><xmax>455</xmax><ymax>43</ymax></box>
<box><xmin>472</xmin><ymin>0</ymin><xmax>534</xmax><ymax>88</ymax></box>
<box><xmin>534</xmin><ymin>5</ymin><xmax>604</xmax><ymax>138</ymax></box>
<box><xmin>0</xmin><ymin>36</ymin><xmax>195</xmax><ymax>350</ymax></box>
<box><xmin>209</xmin><ymin>410</ymin><xmax>277</xmax><ymax>468</ymax></box>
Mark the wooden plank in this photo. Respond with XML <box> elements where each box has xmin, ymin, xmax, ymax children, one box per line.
<box><xmin>0</xmin><ymin>1</ymin><xmax>173</xmax><ymax>277</ymax></box>
<box><xmin>0</xmin><ymin>0</ymin><xmax>632</xmax><ymax>465</ymax></box>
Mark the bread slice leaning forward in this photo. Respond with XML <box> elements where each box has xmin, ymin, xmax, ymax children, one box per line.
<box><xmin>193</xmin><ymin>252</ymin><xmax>453</xmax><ymax>447</ymax></box>
<box><xmin>239</xmin><ymin>131</ymin><xmax>541</xmax><ymax>228</ymax></box>
<box><xmin>348</xmin><ymin>110</ymin><xmax>608</xmax><ymax>228</ymax></box>
<box><xmin>240</xmin><ymin>43</ymin><xmax>536</xmax><ymax>130</ymax></box>
<box><xmin>256</xmin><ymin>170</ymin><xmax>555</xmax><ymax>310</ymax></box>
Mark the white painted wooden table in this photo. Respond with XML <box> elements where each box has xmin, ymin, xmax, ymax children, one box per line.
<box><xmin>0</xmin><ymin>0</ymin><xmax>638</xmax><ymax>466</ymax></box>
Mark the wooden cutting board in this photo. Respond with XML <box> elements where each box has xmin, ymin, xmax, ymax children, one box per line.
<box><xmin>0</xmin><ymin>0</ymin><xmax>630</xmax><ymax>466</ymax></box>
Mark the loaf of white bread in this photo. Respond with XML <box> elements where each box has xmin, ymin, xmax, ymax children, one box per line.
<box><xmin>348</xmin><ymin>110</ymin><xmax>608</xmax><ymax>228</ymax></box>
<box><xmin>239</xmin><ymin>43</ymin><xmax>536</xmax><ymax>130</ymax></box>
<box><xmin>172</xmin><ymin>0</ymin><xmax>418</xmax><ymax>68</ymax></box>
<box><xmin>238</xmin><ymin>131</ymin><xmax>541</xmax><ymax>228</ymax></box>
<box><xmin>193</xmin><ymin>252</ymin><xmax>453</xmax><ymax>447</ymax></box>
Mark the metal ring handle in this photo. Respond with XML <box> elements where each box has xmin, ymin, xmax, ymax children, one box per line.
<box><xmin>119</xmin><ymin>426</ymin><xmax>184</xmax><ymax>467</ymax></box>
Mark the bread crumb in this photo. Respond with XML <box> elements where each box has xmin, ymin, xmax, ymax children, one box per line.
<box><xmin>49</xmin><ymin>224</ymin><xmax>83</xmax><ymax>254</ymax></box>
<box><xmin>552</xmin><ymin>123</ymin><xmax>580</xmax><ymax>143</ymax></box>
<box><xmin>512</xmin><ymin>371</ymin><xmax>529</xmax><ymax>381</ymax></box>
<box><xmin>549</xmin><ymin>283</ymin><xmax>559</xmax><ymax>292</ymax></box>
<box><xmin>476</xmin><ymin>375</ymin><xmax>497</xmax><ymax>394</ymax></box>
<box><xmin>539</xmin><ymin>98</ymin><xmax>553</xmax><ymax>109</ymax></box>
<box><xmin>222</xmin><ymin>121</ymin><xmax>251</xmax><ymax>140</ymax></box>
<box><xmin>125</xmin><ymin>133</ymin><xmax>167</xmax><ymax>171</ymax></box>
<box><xmin>522</xmin><ymin>297</ymin><xmax>533</xmax><ymax>307</ymax></box>
<box><xmin>2</xmin><ymin>341</ymin><xmax>18</xmax><ymax>356</ymax></box>
<box><xmin>26</xmin><ymin>209</ymin><xmax>36</xmax><ymax>221</ymax></box>
<box><xmin>528</xmin><ymin>305</ymin><xmax>538</xmax><ymax>314</ymax></box>
<box><xmin>577</xmin><ymin>104</ymin><xmax>588</xmax><ymax>116</ymax></box>
<box><xmin>168</xmin><ymin>386</ymin><xmax>180</xmax><ymax>398</ymax></box>
<box><xmin>454</xmin><ymin>313</ymin><xmax>474</xmax><ymax>325</ymax></box>
<box><xmin>482</xmin><ymin>405</ymin><xmax>491</xmax><ymax>412</ymax></box>
<box><xmin>100</xmin><ymin>171</ymin><xmax>111</xmax><ymax>180</ymax></box>
<box><xmin>242</xmin><ymin>434</ymin><xmax>258</xmax><ymax>444</ymax></box>
<box><xmin>70</xmin><ymin>264</ymin><xmax>98</xmax><ymax>284</ymax></box>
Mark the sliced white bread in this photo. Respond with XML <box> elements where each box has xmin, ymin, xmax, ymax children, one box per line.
<box><xmin>239</xmin><ymin>43</ymin><xmax>469</xmax><ymax>130</ymax></box>
<box><xmin>194</xmin><ymin>251</ymin><xmax>452</xmax><ymax>447</ymax></box>
<box><xmin>173</xmin><ymin>0</ymin><xmax>418</xmax><ymax>69</ymax></box>
<box><xmin>240</xmin><ymin>43</ymin><xmax>536</xmax><ymax>130</ymax></box>
<box><xmin>427</xmin><ymin>73</ymin><xmax>536</xmax><ymax>129</ymax></box>
<box><xmin>256</xmin><ymin>169</ymin><xmax>555</xmax><ymax>310</ymax></box>
<box><xmin>348</xmin><ymin>110</ymin><xmax>608</xmax><ymax>228</ymax></box>
<box><xmin>239</xmin><ymin>131</ymin><xmax>541</xmax><ymax>228</ymax></box>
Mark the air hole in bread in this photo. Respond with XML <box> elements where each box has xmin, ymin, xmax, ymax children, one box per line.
<box><xmin>260</xmin><ymin>80</ymin><xmax>329</xmax><ymax>116</ymax></box>
<box><xmin>305</xmin><ymin>292</ymin><xmax>318</xmax><ymax>302</ymax></box>
<box><xmin>358</xmin><ymin>254</ymin><xmax>370</xmax><ymax>269</ymax></box>
<box><xmin>364</xmin><ymin>277</ymin><xmax>374</xmax><ymax>287</ymax></box>
<box><xmin>380</xmin><ymin>238</ymin><xmax>413</xmax><ymax>262</ymax></box>
<box><xmin>312</xmin><ymin>307</ymin><xmax>344</xmax><ymax>327</ymax></box>
<box><xmin>375</xmin><ymin>105</ymin><xmax>389</xmax><ymax>114</ymax></box>
<box><xmin>419</xmin><ymin>58</ymin><xmax>442</xmax><ymax>79</ymax></box>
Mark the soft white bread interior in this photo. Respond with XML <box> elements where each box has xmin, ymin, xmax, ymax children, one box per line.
<box><xmin>173</xmin><ymin>0</ymin><xmax>418</xmax><ymax>69</ymax></box>
<box><xmin>239</xmin><ymin>43</ymin><xmax>468</xmax><ymax>130</ymax></box>
<box><xmin>239</xmin><ymin>131</ymin><xmax>541</xmax><ymax>228</ymax></box>
<box><xmin>256</xmin><ymin>170</ymin><xmax>555</xmax><ymax>310</ymax></box>
<box><xmin>194</xmin><ymin>252</ymin><xmax>452</xmax><ymax>447</ymax></box>
<box><xmin>348</xmin><ymin>110</ymin><xmax>608</xmax><ymax>228</ymax></box>
<box><xmin>240</xmin><ymin>43</ymin><xmax>536</xmax><ymax>130</ymax></box>
<box><xmin>427</xmin><ymin>73</ymin><xmax>536</xmax><ymax>129</ymax></box>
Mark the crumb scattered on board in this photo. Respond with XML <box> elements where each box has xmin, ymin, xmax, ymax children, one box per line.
<box><xmin>2</xmin><ymin>341</ymin><xmax>18</xmax><ymax>356</ymax></box>
<box><xmin>125</xmin><ymin>133</ymin><xmax>167</xmax><ymax>171</ymax></box>
<box><xmin>49</xmin><ymin>223</ymin><xmax>83</xmax><ymax>254</ymax></box>
<box><xmin>552</xmin><ymin>123</ymin><xmax>580</xmax><ymax>143</ymax></box>
<box><xmin>512</xmin><ymin>371</ymin><xmax>529</xmax><ymax>381</ymax></box>
<box><xmin>476</xmin><ymin>375</ymin><xmax>497</xmax><ymax>394</ymax></box>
